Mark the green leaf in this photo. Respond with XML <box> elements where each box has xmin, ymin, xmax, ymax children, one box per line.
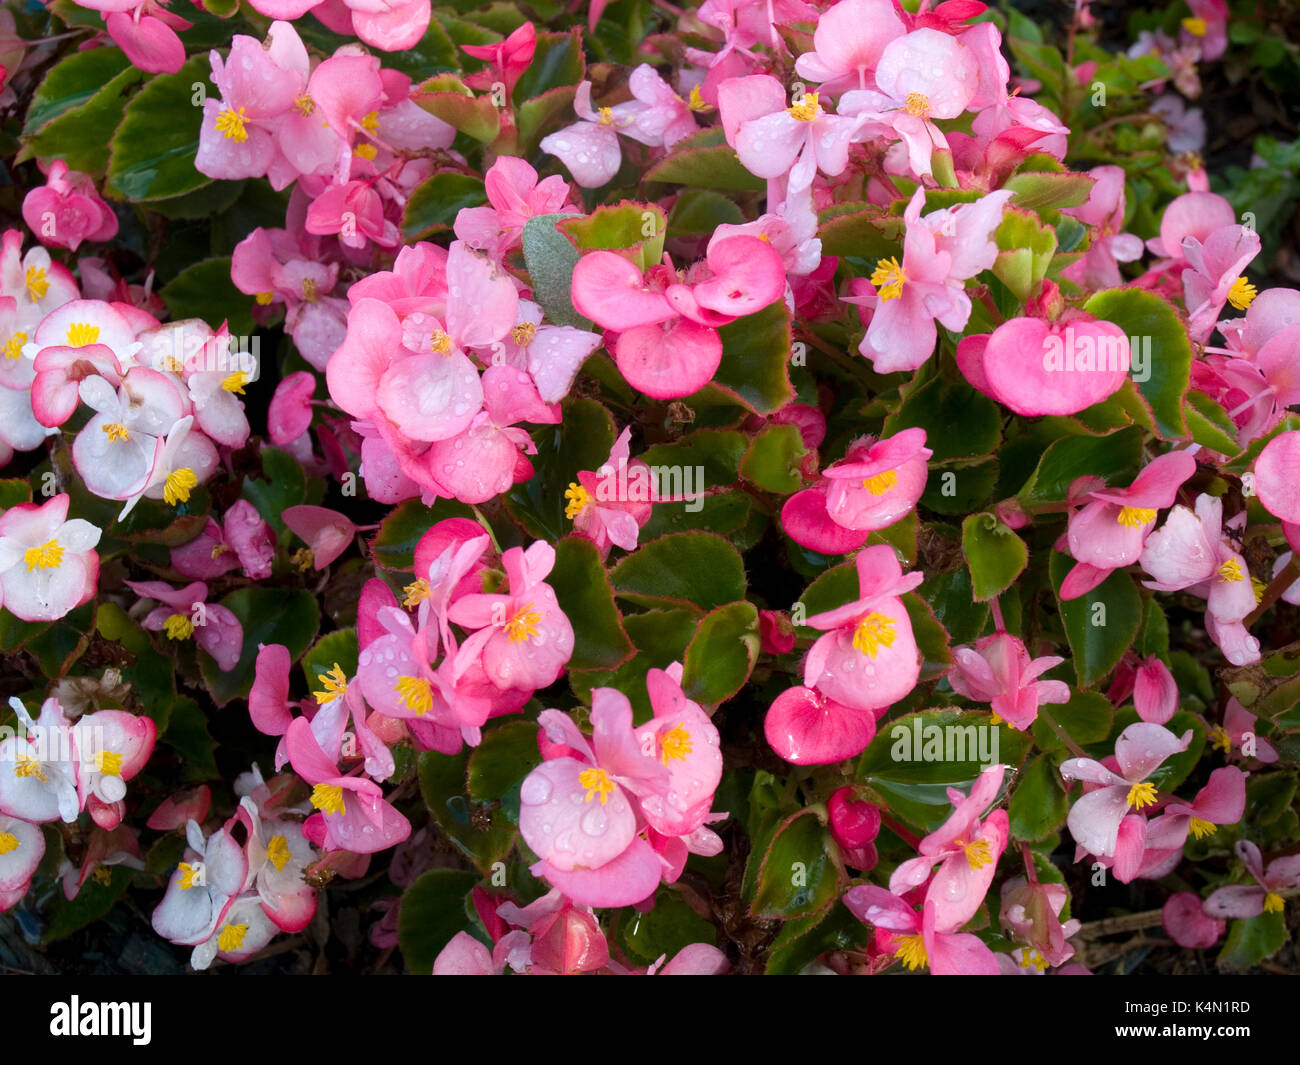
<box><xmin>1184</xmin><ymin>391</ymin><xmax>1241</xmax><ymax>457</ymax></box>
<box><xmin>704</xmin><ymin>300</ymin><xmax>796</xmax><ymax>414</ymax></box>
<box><xmin>1218</xmin><ymin>910</ymin><xmax>1287</xmax><ymax>970</ymax></box>
<box><xmin>1004</xmin><ymin>170</ymin><xmax>1095</xmax><ymax>213</ymax></box>
<box><xmin>418</xmin><ymin>748</ymin><xmax>517</xmax><ymax>873</ymax></box>
<box><xmin>401</xmin><ymin>172</ymin><xmax>485</xmax><ymax>242</ymax></box>
<box><xmin>962</xmin><ymin>512</ymin><xmax>1028</xmax><ymax>602</ymax></box>
<box><xmin>239</xmin><ymin>446</ymin><xmax>307</xmax><ymax>539</ymax></box>
<box><xmin>22</xmin><ymin>54</ymin><xmax>144</xmax><ymax>174</ymax></box>
<box><xmin>23</xmin><ymin>48</ymin><xmax>133</xmax><ymax>133</ymax></box>
<box><xmin>644</xmin><ymin>127</ymin><xmax>765</xmax><ymax>191</ymax></box>
<box><xmin>521</xmin><ymin>212</ymin><xmax>590</xmax><ymax>329</ymax></box>
<box><xmin>668</xmin><ymin>188</ymin><xmax>745</xmax><ymax>236</ymax></box>
<box><xmin>199</xmin><ymin>588</ymin><xmax>319</xmax><ymax>706</ymax></box>
<box><xmin>512</xmin><ymin>27</ymin><xmax>584</xmax><ymax>103</ymax></box>
<box><xmin>1009</xmin><ymin>755</ymin><xmax>1069</xmax><ymax>840</ymax></box>
<box><xmin>993</xmin><ymin>206</ymin><xmax>1057</xmax><ymax>303</ymax></box>
<box><xmin>750</xmin><ymin>810</ymin><xmax>842</xmax><ymax>919</ymax></box>
<box><xmin>919</xmin><ymin>567</ymin><xmax>989</xmax><ymax>646</ymax></box>
<box><xmin>549</xmin><ymin>535</ymin><xmax>635</xmax><ymax>671</ymax></box>
<box><xmin>301</xmin><ymin>629</ymin><xmax>359</xmax><ymax>693</ymax></box>
<box><xmin>1016</xmin><ymin>425</ymin><xmax>1143</xmax><ymax>506</ymax></box>
<box><xmin>904</xmin><ymin>592</ymin><xmax>954</xmax><ymax>682</ymax></box>
<box><xmin>370</xmin><ymin>497</ymin><xmax>476</xmax><ymax>570</ymax></box>
<box><xmin>107</xmin><ymin>56</ymin><xmax>212</xmax><ymax>202</ymax></box>
<box><xmin>740</xmin><ymin>423</ymin><xmax>805</xmax><ymax>494</ymax></box>
<box><xmin>1050</xmin><ymin>552</ymin><xmax>1141</xmax><ymax>688</ymax></box>
<box><xmin>159</xmin><ymin>257</ymin><xmax>255</xmax><ymax>347</ymax></box>
<box><xmin>681</xmin><ymin>601</ymin><xmax>758</xmax><ymax>707</ymax></box>
<box><xmin>1085</xmin><ymin>287</ymin><xmax>1193</xmax><ymax>439</ymax></box>
<box><xmin>468</xmin><ymin>719</ymin><xmax>542</xmax><ymax>805</ymax></box>
<box><xmin>567</xmin><ymin>608</ymin><xmax>698</xmax><ymax>722</ymax></box>
<box><xmin>0</xmin><ymin>479</ymin><xmax>32</xmax><ymax>510</ymax></box>
<box><xmin>397</xmin><ymin>869</ymin><xmax>480</xmax><ymax>974</ymax></box>
<box><xmin>42</xmin><ymin>865</ymin><xmax>132</xmax><ymax>942</ymax></box>
<box><xmin>164</xmin><ymin>696</ymin><xmax>219</xmax><ymax>782</ymax></box>
<box><xmin>413</xmin><ymin>73</ymin><xmax>500</xmax><ymax>142</ymax></box>
<box><xmin>610</xmin><ymin>532</ymin><xmax>745</xmax><ymax>613</ymax></box>
<box><xmin>764</xmin><ymin>903</ymin><xmax>869</xmax><ymax>974</ymax></box>
<box><xmin>884</xmin><ymin>376</ymin><xmax>1002</xmax><ymax>462</ymax></box>
<box><xmin>558</xmin><ymin>201</ymin><xmax>666</xmax><ymax>269</ymax></box>
<box><xmin>621</xmin><ymin>889</ymin><xmax>717</xmax><ymax>963</ymax></box>
<box><xmin>1135</xmin><ymin>596</ymin><xmax>1169</xmax><ymax>658</ymax></box>
<box><xmin>817</xmin><ymin>204</ymin><xmax>900</xmax><ymax>260</ymax></box>
<box><xmin>1033</xmin><ymin>690</ymin><xmax>1114</xmax><ymax>752</ymax></box>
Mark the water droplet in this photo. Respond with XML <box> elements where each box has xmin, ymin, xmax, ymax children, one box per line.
<box><xmin>520</xmin><ymin>774</ymin><xmax>552</xmax><ymax>805</ymax></box>
<box><xmin>580</xmin><ymin>806</ymin><xmax>607</xmax><ymax>836</ymax></box>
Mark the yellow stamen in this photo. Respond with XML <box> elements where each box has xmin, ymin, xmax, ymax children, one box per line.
<box><xmin>24</xmin><ymin>539</ymin><xmax>63</xmax><ymax>571</ymax></box>
<box><xmin>266</xmin><ymin>834</ymin><xmax>291</xmax><ymax>872</ymax></box>
<box><xmin>504</xmin><ymin>603</ymin><xmax>541</xmax><ymax>644</ymax></box>
<box><xmin>3</xmin><ymin>332</ymin><xmax>28</xmax><ymax>360</ymax></box>
<box><xmin>300</xmin><ymin>278</ymin><xmax>319</xmax><ymax>304</ymax></box>
<box><xmin>221</xmin><ymin>371</ymin><xmax>248</xmax><ymax>394</ymax></box>
<box><xmin>294</xmin><ymin>94</ymin><xmax>315</xmax><ymax>117</ymax></box>
<box><xmin>395</xmin><ymin>675</ymin><xmax>433</xmax><ymax>716</ymax></box>
<box><xmin>598</xmin><ymin>106</ymin><xmax>614</xmax><ymax>126</ymax></box>
<box><xmin>163</xmin><ymin>613</ymin><xmax>195</xmax><ymax>640</ymax></box>
<box><xmin>578</xmin><ymin>766</ymin><xmax>615</xmax><ymax>804</ymax></box>
<box><xmin>870</xmin><ymin>256</ymin><xmax>907</xmax><ymax>301</ymax></box>
<box><xmin>1208</xmin><ymin>725</ymin><xmax>1232</xmax><ymax>754</ymax></box>
<box><xmin>310</xmin><ymin>783</ymin><xmax>346</xmax><ymax>816</ymax></box>
<box><xmin>25</xmin><ymin>266</ymin><xmax>48</xmax><ymax>301</ymax></box>
<box><xmin>255</xmin><ymin>291</ymin><xmax>274</xmax><ymax>306</ymax></box>
<box><xmin>0</xmin><ymin>832</ymin><xmax>17</xmax><ymax>856</ymax></box>
<box><xmin>402</xmin><ymin>578</ymin><xmax>431</xmax><ymax>607</ymax></box>
<box><xmin>661</xmin><ymin>724</ymin><xmax>693</xmax><ymax>765</ymax></box>
<box><xmin>214</xmin><ymin>106</ymin><xmax>249</xmax><ymax>143</ymax></box>
<box><xmin>163</xmin><ymin>467</ymin><xmax>198</xmax><ymax>506</ymax></box>
<box><xmin>687</xmin><ymin>85</ymin><xmax>712</xmax><ymax>113</ymax></box>
<box><xmin>354</xmin><ymin>144</ymin><xmax>378</xmax><ymax>161</ymax></box>
<box><xmin>177</xmin><ymin>861</ymin><xmax>200</xmax><ymax>890</ymax></box>
<box><xmin>94</xmin><ymin>750</ymin><xmax>123</xmax><ymax>777</ymax></box>
<box><xmin>102</xmin><ymin>422</ymin><xmax>130</xmax><ymax>442</ymax></box>
<box><xmin>1217</xmin><ymin>559</ymin><xmax>1245</xmax><ymax>583</ymax></box>
<box><xmin>1126</xmin><ymin>781</ymin><xmax>1159</xmax><ymax>810</ymax></box>
<box><xmin>291</xmin><ymin>547</ymin><xmax>314</xmax><ymax>572</ymax></box>
<box><xmin>864</xmin><ymin>469</ymin><xmax>898</xmax><ymax>496</ymax></box>
<box><xmin>1019</xmin><ymin>948</ymin><xmax>1047</xmax><ymax>971</ymax></box>
<box><xmin>1188</xmin><ymin>816</ymin><xmax>1216</xmax><ymax>840</ymax></box>
<box><xmin>1116</xmin><ymin>506</ymin><xmax>1157</xmax><ymax>528</ymax></box>
<box><xmin>1181</xmin><ymin>16</ymin><xmax>1207</xmax><ymax>36</ymax></box>
<box><xmin>903</xmin><ymin>92</ymin><xmax>931</xmax><ymax>117</ymax></box>
<box><xmin>14</xmin><ymin>755</ymin><xmax>46</xmax><ymax>781</ymax></box>
<box><xmin>211</xmin><ymin>542</ymin><xmax>230</xmax><ymax>560</ymax></box>
<box><xmin>65</xmin><ymin>322</ymin><xmax>99</xmax><ymax>347</ymax></box>
<box><xmin>217</xmin><ymin>923</ymin><xmax>248</xmax><ymax>952</ymax></box>
<box><xmin>360</xmin><ymin>110</ymin><xmax>379</xmax><ymax>134</ymax></box>
<box><xmin>429</xmin><ymin>330</ymin><xmax>453</xmax><ymax>355</ymax></box>
<box><xmin>1227</xmin><ymin>276</ymin><xmax>1257</xmax><ymax>311</ymax></box>
<box><xmin>1252</xmin><ymin>576</ymin><xmax>1266</xmax><ymax>604</ymax></box>
<box><xmin>313</xmin><ymin>663</ymin><xmax>348</xmax><ymax>705</ymax></box>
<box><xmin>786</xmin><ymin>91</ymin><xmax>820</xmax><ymax>122</ymax></box>
<box><xmin>565</xmin><ymin>482</ymin><xmax>592</xmax><ymax>520</ymax></box>
<box><xmin>1263</xmin><ymin>891</ymin><xmax>1285</xmax><ymax>914</ymax></box>
<box><xmin>852</xmin><ymin>612</ymin><xmax>896</xmax><ymax>658</ymax></box>
<box><xmin>91</xmin><ymin>865</ymin><xmax>112</xmax><ymax>885</ymax></box>
<box><xmin>963</xmin><ymin>838</ymin><xmax>992</xmax><ymax>870</ymax></box>
<box><xmin>511</xmin><ymin>322</ymin><xmax>538</xmax><ymax>345</ymax></box>
<box><xmin>893</xmin><ymin>934</ymin><xmax>928</xmax><ymax>971</ymax></box>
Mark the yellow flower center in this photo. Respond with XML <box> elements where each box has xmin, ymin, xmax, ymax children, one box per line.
<box><xmin>687</xmin><ymin>85</ymin><xmax>712</xmax><ymax>113</ymax></box>
<box><xmin>963</xmin><ymin>838</ymin><xmax>993</xmax><ymax>870</ymax></box>
<box><xmin>1116</xmin><ymin>506</ymin><xmax>1156</xmax><ymax>528</ymax></box>
<box><xmin>1126</xmin><ymin>781</ymin><xmax>1159</xmax><ymax>810</ymax></box>
<box><xmin>1188</xmin><ymin>816</ymin><xmax>1216</xmax><ymax>840</ymax></box>
<box><xmin>291</xmin><ymin>547</ymin><xmax>314</xmax><ymax>572</ymax></box>
<box><xmin>402</xmin><ymin>578</ymin><xmax>431</xmax><ymax>607</ymax></box>
<box><xmin>215</xmin><ymin>106</ymin><xmax>249</xmax><ymax>143</ymax></box>
<box><xmin>313</xmin><ymin>663</ymin><xmax>348</xmax><ymax>705</ymax></box>
<box><xmin>177</xmin><ymin>861</ymin><xmax>200</xmax><ymax>890</ymax></box>
<box><xmin>0</xmin><ymin>832</ymin><xmax>19</xmax><ymax>856</ymax></box>
<box><xmin>429</xmin><ymin>330</ymin><xmax>453</xmax><ymax>355</ymax></box>
<box><xmin>14</xmin><ymin>755</ymin><xmax>46</xmax><ymax>781</ymax></box>
<box><xmin>1252</xmin><ymin>576</ymin><xmax>1266</xmax><ymax>604</ymax></box>
<box><xmin>310</xmin><ymin>783</ymin><xmax>346</xmax><ymax>816</ymax></box>
<box><xmin>3</xmin><ymin>332</ymin><xmax>27</xmax><ymax>359</ymax></box>
<box><xmin>661</xmin><ymin>724</ymin><xmax>693</xmax><ymax>764</ymax></box>
<box><xmin>24</xmin><ymin>539</ymin><xmax>63</xmax><ymax>571</ymax></box>
<box><xmin>598</xmin><ymin>106</ymin><xmax>615</xmax><ymax>126</ymax></box>
<box><xmin>91</xmin><ymin>865</ymin><xmax>112</xmax><ymax>885</ymax></box>
<box><xmin>211</xmin><ymin>542</ymin><xmax>230</xmax><ymax>560</ymax></box>
<box><xmin>163</xmin><ymin>467</ymin><xmax>198</xmax><ymax>506</ymax></box>
<box><xmin>360</xmin><ymin>110</ymin><xmax>380</xmax><ymax>134</ymax></box>
<box><xmin>255</xmin><ymin>291</ymin><xmax>275</xmax><ymax>306</ymax></box>
<box><xmin>1208</xmin><ymin>725</ymin><xmax>1232</xmax><ymax>753</ymax></box>
<box><xmin>852</xmin><ymin>611</ymin><xmax>896</xmax><ymax>658</ymax></box>
<box><xmin>786</xmin><ymin>91</ymin><xmax>820</xmax><ymax>122</ymax></box>
<box><xmin>266</xmin><ymin>834</ymin><xmax>291</xmax><ymax>872</ymax></box>
<box><xmin>1263</xmin><ymin>891</ymin><xmax>1285</xmax><ymax>914</ymax></box>
<box><xmin>903</xmin><ymin>92</ymin><xmax>931</xmax><ymax>117</ymax></box>
<box><xmin>511</xmin><ymin>322</ymin><xmax>538</xmax><ymax>345</ymax></box>
<box><xmin>870</xmin><ymin>256</ymin><xmax>907</xmax><ymax>301</ymax></box>
<box><xmin>565</xmin><ymin>482</ymin><xmax>592</xmax><ymax>520</ymax></box>
<box><xmin>354</xmin><ymin>144</ymin><xmax>378</xmax><ymax>161</ymax></box>
<box><xmin>163</xmin><ymin>613</ymin><xmax>195</xmax><ymax>640</ymax></box>
<box><xmin>25</xmin><ymin>266</ymin><xmax>48</xmax><ymax>301</ymax></box>
<box><xmin>221</xmin><ymin>371</ymin><xmax>249</xmax><ymax>393</ymax></box>
<box><xmin>579</xmin><ymin>767</ymin><xmax>616</xmax><ymax>804</ymax></box>
<box><xmin>894</xmin><ymin>934</ymin><xmax>928</xmax><ymax>971</ymax></box>
<box><xmin>94</xmin><ymin>750</ymin><xmax>123</xmax><ymax>777</ymax></box>
<box><xmin>863</xmin><ymin>469</ymin><xmax>898</xmax><ymax>496</ymax></box>
<box><xmin>66</xmin><ymin>322</ymin><xmax>99</xmax><ymax>347</ymax></box>
<box><xmin>217</xmin><ymin>923</ymin><xmax>248</xmax><ymax>952</ymax></box>
<box><xmin>505</xmin><ymin>603</ymin><xmax>542</xmax><ymax>644</ymax></box>
<box><xmin>1181</xmin><ymin>16</ymin><xmax>1207</xmax><ymax>36</ymax></box>
<box><xmin>1019</xmin><ymin>948</ymin><xmax>1047</xmax><ymax>971</ymax></box>
<box><xmin>1227</xmin><ymin>276</ymin><xmax>1257</xmax><ymax>311</ymax></box>
<box><xmin>102</xmin><ymin>422</ymin><xmax>130</xmax><ymax>442</ymax></box>
<box><xmin>294</xmin><ymin>94</ymin><xmax>315</xmax><ymax>116</ymax></box>
<box><xmin>1217</xmin><ymin>559</ymin><xmax>1245</xmax><ymax>583</ymax></box>
<box><xmin>395</xmin><ymin>675</ymin><xmax>433</xmax><ymax>716</ymax></box>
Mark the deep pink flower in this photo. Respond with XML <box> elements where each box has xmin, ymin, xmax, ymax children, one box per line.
<box><xmin>22</xmin><ymin>160</ymin><xmax>118</xmax><ymax>253</ymax></box>
<box><xmin>949</xmin><ymin>631</ymin><xmax>1070</xmax><ymax>730</ymax></box>
<box><xmin>843</xmin><ymin>887</ymin><xmax>999</xmax><ymax>974</ymax></box>
<box><xmin>125</xmin><ymin>579</ymin><xmax>244</xmax><ymax>671</ymax></box>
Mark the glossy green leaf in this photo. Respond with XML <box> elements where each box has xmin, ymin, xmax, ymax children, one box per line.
<box><xmin>549</xmin><ymin>535</ymin><xmax>635</xmax><ymax>671</ymax></box>
<box><xmin>962</xmin><ymin>512</ymin><xmax>1028</xmax><ymax>602</ymax></box>
<box><xmin>1009</xmin><ymin>755</ymin><xmax>1069</xmax><ymax>840</ymax></box>
<box><xmin>1050</xmin><ymin>551</ymin><xmax>1141</xmax><ymax>688</ymax></box>
<box><xmin>199</xmin><ymin>588</ymin><xmax>319</xmax><ymax>706</ymax></box>
<box><xmin>681</xmin><ymin>600</ymin><xmax>758</xmax><ymax>707</ymax></box>
<box><xmin>397</xmin><ymin>869</ymin><xmax>480</xmax><ymax>974</ymax></box>
<box><xmin>401</xmin><ymin>172</ymin><xmax>485</xmax><ymax>242</ymax></box>
<box><xmin>611</xmin><ymin>532</ymin><xmax>745</xmax><ymax>613</ymax></box>
<box><xmin>751</xmin><ymin>810</ymin><xmax>842</xmax><ymax>919</ymax></box>
<box><xmin>740</xmin><ymin>423</ymin><xmax>805</xmax><ymax>494</ymax></box>
<box><xmin>107</xmin><ymin>56</ymin><xmax>212</xmax><ymax>202</ymax></box>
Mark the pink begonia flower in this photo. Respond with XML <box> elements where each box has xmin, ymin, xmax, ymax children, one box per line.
<box><xmin>186</xmin><ymin>368</ymin><xmax>252</xmax><ymax>450</ymax></box>
<box><xmin>1254</xmin><ymin>430</ymin><xmax>1300</xmax><ymax>525</ymax></box>
<box><xmin>462</xmin><ymin>21</ymin><xmax>536</xmax><ymax>99</ymax></box>
<box><xmin>1</xmin><ymin>227</ymin><xmax>78</xmax><ymax>331</ymax></box>
<box><xmin>21</xmin><ymin>160</ymin><xmax>118</xmax><ymax>253</ymax></box>
<box><xmin>1058</xmin><ymin>450</ymin><xmax>1198</xmax><ymax>600</ymax></box>
<box><xmin>570</xmin><ymin>235</ymin><xmax>784</xmax><ymax>399</ymax></box>
<box><xmin>223</xmin><ymin>499</ymin><xmax>275</xmax><ymax>579</ymax></box>
<box><xmin>1208</xmin><ymin>699</ymin><xmax>1278</xmax><ymax>764</ymax></box>
<box><xmin>791</xmin><ymin>0</ymin><xmax>904</xmax><ymax>96</ymax></box>
<box><xmin>433</xmin><ymin>929</ymin><xmax>528</xmax><ymax>976</ymax></box>
<box><xmin>1132</xmin><ymin>656</ymin><xmax>1178</xmax><ymax>724</ymax></box>
<box><xmin>493</xmin><ymin>888</ymin><xmax>608</xmax><ymax>974</ymax></box>
<box><xmin>1139</xmin><ymin>493</ymin><xmax>1259</xmax><ymax>665</ymax></box>
<box><xmin>151</xmin><ymin>818</ymin><xmax>248</xmax><ymax>946</ymax></box>
<box><xmin>844</xmin><ymin>887</ymin><xmax>999</xmax><ymax>975</ymax></box>
<box><xmin>764</xmin><ymin>684</ymin><xmax>875</xmax><ymax>765</ymax></box>
<box><xmin>77</xmin><ymin>0</ymin><xmax>192</xmax><ymax>75</ymax></box>
<box><xmin>169</xmin><ymin>517</ymin><xmax>240</xmax><ymax>581</ymax></box>
<box><xmin>843</xmin><ymin>186</ymin><xmax>1012</xmax><ymax>374</ymax></box>
<box><xmin>801</xmin><ymin>544</ymin><xmax>924</xmax><ymax>714</ymax></box>
<box><xmin>146</xmin><ymin>785</ymin><xmax>212</xmax><ymax>831</ymax></box>
<box><xmin>233</xmin><ymin>795</ymin><xmax>318</xmax><ymax>933</ymax></box>
<box><xmin>1150</xmin><ymin>93</ymin><xmax>1206</xmax><ymax>154</ymax></box>
<box><xmin>282</xmin><ymin>505</ymin><xmax>356</xmax><ymax>570</ymax></box>
<box><xmin>1145</xmin><ymin>190</ymin><xmax>1236</xmax><ymax>265</ymax></box>
<box><xmin>565</xmin><ymin>428</ymin><xmax>654</xmax><ymax>556</ymax></box>
<box><xmin>1060</xmin><ymin>721</ymin><xmax>1193</xmax><ymax>860</ymax></box>
<box><xmin>1181</xmin><ymin>0</ymin><xmax>1228</xmax><ymax>61</ymax></box>
<box><xmin>27</xmin><ymin>297</ymin><xmax>141</xmax><ymax>425</ymax></box>
<box><xmin>1060</xmin><ymin>165</ymin><xmax>1145</xmax><ymax>291</ymax></box>
<box><xmin>125</xmin><ymin>579</ymin><xmax>244</xmax><ymax>672</ymax></box>
<box><xmin>948</xmin><ymin>631</ymin><xmax>1070</xmax><ymax>730</ymax></box>
<box><xmin>117</xmin><ymin>413</ymin><xmax>219</xmax><ymax>520</ymax></box>
<box><xmin>249</xmin><ymin>643</ymin><xmax>315</xmax><ymax>770</ymax></box>
<box><xmin>890</xmin><ymin>765</ymin><xmax>1009</xmax><ymax>930</ymax></box>
<box><xmin>0</xmin><ymin>813</ymin><xmax>44</xmax><ymax>902</ymax></box>
<box><xmin>59</xmin><ymin>825</ymin><xmax>141</xmax><ymax>899</ymax></box>
<box><xmin>70</xmin><ymin>370</ymin><xmax>182</xmax><ymax>502</ymax></box>
<box><xmin>1000</xmin><ymin>876</ymin><xmax>1081</xmax><ymax>970</ymax></box>
<box><xmin>454</xmin><ymin>156</ymin><xmax>576</xmax><ymax>260</ymax></box>
<box><xmin>0</xmin><ymin>493</ymin><xmax>100</xmax><ymax>622</ymax></box>
<box><xmin>1181</xmin><ymin>224</ymin><xmax>1260</xmax><ymax>343</ymax></box>
<box><xmin>758</xmin><ymin>608</ymin><xmax>797</xmax><ymax>655</ymax></box>
<box><xmin>1163</xmin><ymin>892</ymin><xmax>1224</xmax><ymax>949</ymax></box>
<box><xmin>286</xmin><ymin>716</ymin><xmax>411</xmax><ymax>854</ymax></box>
<box><xmin>1136</xmin><ymin>766</ymin><xmax>1246</xmax><ymax>880</ymax></box>
<box><xmin>0</xmin><ymin>696</ymin><xmax>80</xmax><ymax>823</ymax></box>
<box><xmin>828</xmin><ymin>786</ymin><xmax>881</xmax><ymax>869</ymax></box>
<box><xmin>73</xmin><ymin>709</ymin><xmax>157</xmax><ymax>830</ymax></box>
<box><xmin>717</xmin><ymin>74</ymin><xmax>862</xmax><ymax>195</ymax></box>
<box><xmin>709</xmin><ymin>192</ymin><xmax>822</xmax><ymax>277</ymax></box>
<box><xmin>489</xmin><ymin>300</ymin><xmax>602</xmax><ymax>405</ymax></box>
<box><xmin>267</xmin><ymin>370</ymin><xmax>317</xmax><ymax>446</ymax></box>
<box><xmin>1205</xmin><ymin>840</ymin><xmax>1300</xmax><ymax>921</ymax></box>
